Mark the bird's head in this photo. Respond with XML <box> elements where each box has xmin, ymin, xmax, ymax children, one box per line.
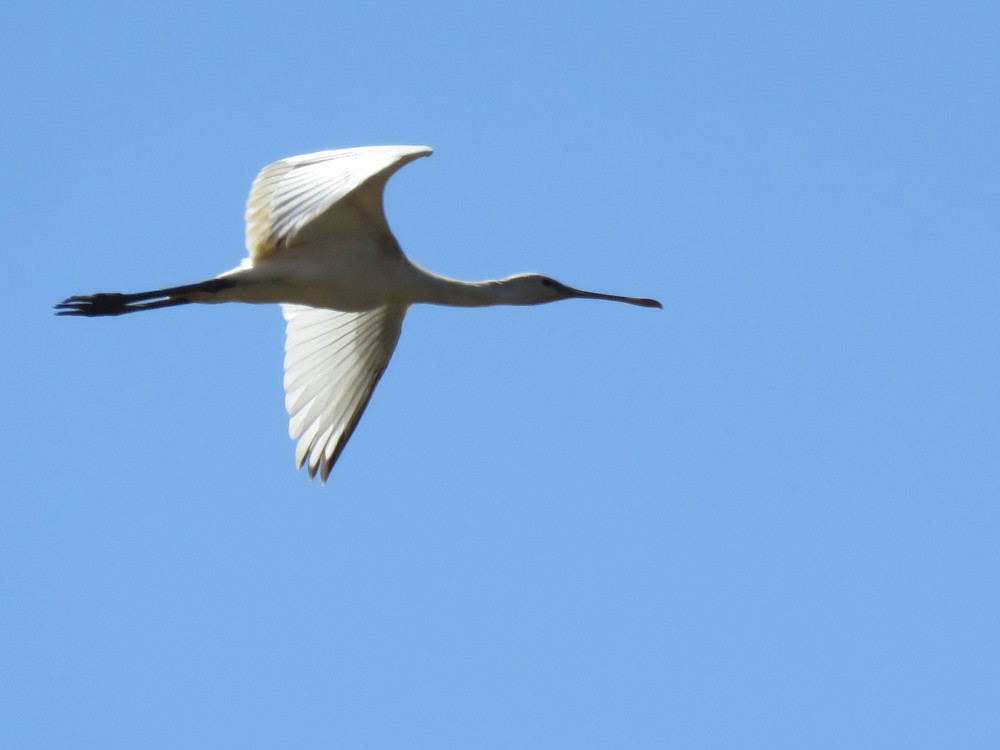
<box><xmin>499</xmin><ymin>273</ymin><xmax>662</xmax><ymax>308</ymax></box>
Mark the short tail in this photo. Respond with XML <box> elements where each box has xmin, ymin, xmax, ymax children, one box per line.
<box><xmin>55</xmin><ymin>277</ymin><xmax>234</xmax><ymax>317</ymax></box>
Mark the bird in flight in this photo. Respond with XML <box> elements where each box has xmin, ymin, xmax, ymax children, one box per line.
<box><xmin>57</xmin><ymin>146</ymin><xmax>661</xmax><ymax>482</ymax></box>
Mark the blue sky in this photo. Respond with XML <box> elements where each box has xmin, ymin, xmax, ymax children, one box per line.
<box><xmin>2</xmin><ymin>1</ymin><xmax>998</xmax><ymax>747</ymax></box>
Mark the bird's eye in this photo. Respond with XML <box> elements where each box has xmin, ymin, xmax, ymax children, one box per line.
<box><xmin>541</xmin><ymin>278</ymin><xmax>554</xmax><ymax>288</ymax></box>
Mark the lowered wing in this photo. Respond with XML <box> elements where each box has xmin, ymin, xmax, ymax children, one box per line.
<box><xmin>282</xmin><ymin>303</ymin><xmax>406</xmax><ymax>483</ymax></box>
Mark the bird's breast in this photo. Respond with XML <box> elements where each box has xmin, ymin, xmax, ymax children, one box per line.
<box><xmin>220</xmin><ymin>242</ymin><xmax>420</xmax><ymax>312</ymax></box>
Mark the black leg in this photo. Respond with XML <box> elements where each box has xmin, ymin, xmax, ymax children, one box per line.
<box><xmin>54</xmin><ymin>277</ymin><xmax>234</xmax><ymax>317</ymax></box>
<box><xmin>55</xmin><ymin>294</ymin><xmax>193</xmax><ymax>316</ymax></box>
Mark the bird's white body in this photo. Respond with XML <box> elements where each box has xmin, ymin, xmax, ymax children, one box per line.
<box><xmin>59</xmin><ymin>145</ymin><xmax>661</xmax><ymax>483</ymax></box>
<box><xmin>212</xmin><ymin>243</ymin><xmax>420</xmax><ymax>311</ymax></box>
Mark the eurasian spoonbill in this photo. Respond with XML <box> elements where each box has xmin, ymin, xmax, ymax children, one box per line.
<box><xmin>57</xmin><ymin>146</ymin><xmax>661</xmax><ymax>483</ymax></box>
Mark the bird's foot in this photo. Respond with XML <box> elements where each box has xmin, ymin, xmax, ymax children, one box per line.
<box><xmin>55</xmin><ymin>293</ymin><xmax>132</xmax><ymax>317</ymax></box>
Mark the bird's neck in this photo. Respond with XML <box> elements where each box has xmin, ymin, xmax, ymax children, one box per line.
<box><xmin>410</xmin><ymin>270</ymin><xmax>513</xmax><ymax>308</ymax></box>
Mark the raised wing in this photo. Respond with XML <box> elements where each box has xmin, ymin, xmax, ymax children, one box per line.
<box><xmin>282</xmin><ymin>303</ymin><xmax>406</xmax><ymax>483</ymax></box>
<box><xmin>245</xmin><ymin>145</ymin><xmax>432</xmax><ymax>260</ymax></box>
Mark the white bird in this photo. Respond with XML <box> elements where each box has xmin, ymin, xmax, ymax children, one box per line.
<box><xmin>57</xmin><ymin>146</ymin><xmax>661</xmax><ymax>482</ymax></box>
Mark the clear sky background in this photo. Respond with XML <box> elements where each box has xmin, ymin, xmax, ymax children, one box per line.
<box><xmin>2</xmin><ymin>1</ymin><xmax>998</xmax><ymax>747</ymax></box>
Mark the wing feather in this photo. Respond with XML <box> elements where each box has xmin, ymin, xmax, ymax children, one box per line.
<box><xmin>282</xmin><ymin>303</ymin><xmax>406</xmax><ymax>483</ymax></box>
<box><xmin>246</xmin><ymin>145</ymin><xmax>432</xmax><ymax>259</ymax></box>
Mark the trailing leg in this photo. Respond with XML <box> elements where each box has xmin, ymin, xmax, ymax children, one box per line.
<box><xmin>55</xmin><ymin>277</ymin><xmax>235</xmax><ymax>317</ymax></box>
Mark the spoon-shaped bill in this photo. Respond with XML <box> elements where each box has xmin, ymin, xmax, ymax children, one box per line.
<box><xmin>562</xmin><ymin>284</ymin><xmax>662</xmax><ymax>309</ymax></box>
